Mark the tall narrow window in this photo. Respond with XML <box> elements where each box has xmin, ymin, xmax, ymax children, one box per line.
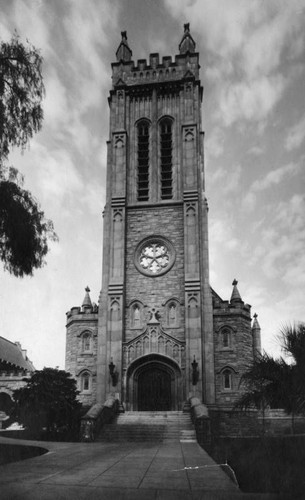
<box><xmin>222</xmin><ymin>329</ymin><xmax>229</xmax><ymax>348</ymax></box>
<box><xmin>82</xmin><ymin>332</ymin><xmax>91</xmax><ymax>352</ymax></box>
<box><xmin>81</xmin><ymin>372</ymin><xmax>91</xmax><ymax>391</ymax></box>
<box><xmin>160</xmin><ymin>119</ymin><xmax>173</xmax><ymax>200</ymax></box>
<box><xmin>137</xmin><ymin>121</ymin><xmax>149</xmax><ymax>201</ymax></box>
<box><xmin>223</xmin><ymin>369</ymin><xmax>232</xmax><ymax>390</ymax></box>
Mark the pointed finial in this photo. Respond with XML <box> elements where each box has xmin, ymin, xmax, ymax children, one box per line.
<box><xmin>230</xmin><ymin>279</ymin><xmax>243</xmax><ymax>303</ymax></box>
<box><xmin>252</xmin><ymin>313</ymin><xmax>261</xmax><ymax>329</ymax></box>
<box><xmin>179</xmin><ymin>22</ymin><xmax>196</xmax><ymax>54</ymax></box>
<box><xmin>116</xmin><ymin>30</ymin><xmax>132</xmax><ymax>62</ymax></box>
<box><xmin>82</xmin><ymin>286</ymin><xmax>92</xmax><ymax>309</ymax></box>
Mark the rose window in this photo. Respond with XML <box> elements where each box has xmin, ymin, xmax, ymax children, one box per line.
<box><xmin>135</xmin><ymin>237</ymin><xmax>175</xmax><ymax>277</ymax></box>
<box><xmin>140</xmin><ymin>244</ymin><xmax>170</xmax><ymax>274</ymax></box>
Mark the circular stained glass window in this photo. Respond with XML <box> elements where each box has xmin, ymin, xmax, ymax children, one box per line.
<box><xmin>134</xmin><ymin>236</ymin><xmax>175</xmax><ymax>277</ymax></box>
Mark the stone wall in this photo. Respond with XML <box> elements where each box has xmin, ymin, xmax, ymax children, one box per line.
<box><xmin>125</xmin><ymin>204</ymin><xmax>185</xmax><ymax>343</ymax></box>
<box><xmin>209</xmin><ymin>408</ymin><xmax>305</xmax><ymax>438</ymax></box>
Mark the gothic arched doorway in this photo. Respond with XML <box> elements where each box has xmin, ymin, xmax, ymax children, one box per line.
<box><xmin>138</xmin><ymin>364</ymin><xmax>171</xmax><ymax>410</ymax></box>
<box><xmin>125</xmin><ymin>354</ymin><xmax>183</xmax><ymax>411</ymax></box>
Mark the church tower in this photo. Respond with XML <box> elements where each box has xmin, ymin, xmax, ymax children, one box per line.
<box><xmin>66</xmin><ymin>25</ymin><xmax>260</xmax><ymax>414</ymax></box>
<box><xmin>97</xmin><ymin>24</ymin><xmax>214</xmax><ymax>410</ymax></box>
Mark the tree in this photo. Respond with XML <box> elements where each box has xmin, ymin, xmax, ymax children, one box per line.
<box><xmin>0</xmin><ymin>35</ymin><xmax>44</xmax><ymax>162</ymax></box>
<box><xmin>235</xmin><ymin>323</ymin><xmax>305</xmax><ymax>433</ymax></box>
<box><xmin>0</xmin><ymin>167</ymin><xmax>57</xmax><ymax>276</ymax></box>
<box><xmin>0</xmin><ymin>35</ymin><xmax>56</xmax><ymax>276</ymax></box>
<box><xmin>13</xmin><ymin>368</ymin><xmax>81</xmax><ymax>435</ymax></box>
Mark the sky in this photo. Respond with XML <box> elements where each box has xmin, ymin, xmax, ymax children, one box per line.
<box><xmin>0</xmin><ymin>0</ymin><xmax>305</xmax><ymax>370</ymax></box>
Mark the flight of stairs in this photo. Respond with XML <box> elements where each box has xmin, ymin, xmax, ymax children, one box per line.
<box><xmin>97</xmin><ymin>411</ymin><xmax>196</xmax><ymax>443</ymax></box>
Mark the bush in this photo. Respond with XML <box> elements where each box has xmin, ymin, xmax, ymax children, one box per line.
<box><xmin>208</xmin><ymin>435</ymin><xmax>305</xmax><ymax>495</ymax></box>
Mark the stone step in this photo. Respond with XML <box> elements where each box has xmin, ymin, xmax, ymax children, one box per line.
<box><xmin>97</xmin><ymin>410</ymin><xmax>195</xmax><ymax>443</ymax></box>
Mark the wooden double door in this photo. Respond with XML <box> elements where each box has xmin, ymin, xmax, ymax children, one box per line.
<box><xmin>138</xmin><ymin>365</ymin><xmax>171</xmax><ymax>411</ymax></box>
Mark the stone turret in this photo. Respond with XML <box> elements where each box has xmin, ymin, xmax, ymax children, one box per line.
<box><xmin>65</xmin><ymin>288</ymin><xmax>98</xmax><ymax>406</ymax></box>
<box><xmin>212</xmin><ymin>280</ymin><xmax>253</xmax><ymax>407</ymax></box>
<box><xmin>252</xmin><ymin>313</ymin><xmax>262</xmax><ymax>356</ymax></box>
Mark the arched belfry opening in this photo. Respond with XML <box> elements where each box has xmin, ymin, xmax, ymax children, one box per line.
<box><xmin>125</xmin><ymin>354</ymin><xmax>183</xmax><ymax>411</ymax></box>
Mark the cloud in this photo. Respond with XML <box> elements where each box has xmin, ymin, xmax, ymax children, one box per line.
<box><xmin>205</xmin><ymin>127</ymin><xmax>225</xmax><ymax>158</ymax></box>
<box><xmin>242</xmin><ymin>162</ymin><xmax>301</xmax><ymax>211</ymax></box>
<box><xmin>241</xmin><ymin>191</ymin><xmax>257</xmax><ymax>212</ymax></box>
<box><xmin>165</xmin><ymin>0</ymin><xmax>305</xmax><ymax>68</ymax></box>
<box><xmin>285</xmin><ymin>114</ymin><xmax>305</xmax><ymax>151</ymax></box>
<box><xmin>165</xmin><ymin>0</ymin><xmax>305</xmax><ymax>124</ymax></box>
<box><xmin>275</xmin><ymin>193</ymin><xmax>305</xmax><ymax>230</ymax></box>
<box><xmin>218</xmin><ymin>75</ymin><xmax>286</xmax><ymax>126</ymax></box>
<box><xmin>252</xmin><ymin>162</ymin><xmax>300</xmax><ymax>191</ymax></box>
<box><xmin>210</xmin><ymin>219</ymin><xmax>239</xmax><ymax>250</ymax></box>
<box><xmin>62</xmin><ymin>1</ymin><xmax>119</xmax><ymax>111</ymax></box>
<box><xmin>6</xmin><ymin>0</ymin><xmax>53</xmax><ymax>56</ymax></box>
<box><xmin>247</xmin><ymin>146</ymin><xmax>263</xmax><ymax>156</ymax></box>
<box><xmin>209</xmin><ymin>164</ymin><xmax>242</xmax><ymax>195</ymax></box>
<box><xmin>248</xmin><ymin>194</ymin><xmax>305</xmax><ymax>279</ymax></box>
<box><xmin>43</xmin><ymin>70</ymin><xmax>70</xmax><ymax>131</ymax></box>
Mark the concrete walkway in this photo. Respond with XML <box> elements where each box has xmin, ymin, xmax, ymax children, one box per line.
<box><xmin>0</xmin><ymin>435</ymin><xmax>278</xmax><ymax>499</ymax></box>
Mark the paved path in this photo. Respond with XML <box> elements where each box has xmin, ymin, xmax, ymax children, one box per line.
<box><xmin>0</xmin><ymin>436</ymin><xmax>278</xmax><ymax>499</ymax></box>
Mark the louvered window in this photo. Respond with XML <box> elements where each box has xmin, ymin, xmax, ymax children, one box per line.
<box><xmin>160</xmin><ymin>119</ymin><xmax>173</xmax><ymax>200</ymax></box>
<box><xmin>137</xmin><ymin>121</ymin><xmax>149</xmax><ymax>201</ymax></box>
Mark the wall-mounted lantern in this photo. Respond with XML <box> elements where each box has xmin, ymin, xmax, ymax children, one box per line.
<box><xmin>109</xmin><ymin>358</ymin><xmax>118</xmax><ymax>386</ymax></box>
<box><xmin>192</xmin><ymin>356</ymin><xmax>199</xmax><ymax>385</ymax></box>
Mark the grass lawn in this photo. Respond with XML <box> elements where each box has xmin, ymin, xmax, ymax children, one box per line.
<box><xmin>207</xmin><ymin>435</ymin><xmax>305</xmax><ymax>496</ymax></box>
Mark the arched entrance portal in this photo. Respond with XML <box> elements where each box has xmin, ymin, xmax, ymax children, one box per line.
<box><xmin>126</xmin><ymin>354</ymin><xmax>183</xmax><ymax>411</ymax></box>
<box><xmin>138</xmin><ymin>364</ymin><xmax>171</xmax><ymax>411</ymax></box>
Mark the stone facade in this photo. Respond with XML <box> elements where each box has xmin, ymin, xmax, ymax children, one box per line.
<box><xmin>125</xmin><ymin>205</ymin><xmax>185</xmax><ymax>343</ymax></box>
<box><xmin>65</xmin><ymin>25</ymin><xmax>261</xmax><ymax>413</ymax></box>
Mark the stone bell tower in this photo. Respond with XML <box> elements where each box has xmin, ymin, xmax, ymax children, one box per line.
<box><xmin>96</xmin><ymin>24</ymin><xmax>215</xmax><ymax>410</ymax></box>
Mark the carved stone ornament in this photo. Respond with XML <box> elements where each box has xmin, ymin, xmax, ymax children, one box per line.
<box><xmin>134</xmin><ymin>236</ymin><xmax>175</xmax><ymax>277</ymax></box>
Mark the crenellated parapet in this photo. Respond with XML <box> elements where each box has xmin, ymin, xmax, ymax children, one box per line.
<box><xmin>212</xmin><ymin>280</ymin><xmax>252</xmax><ymax>321</ymax></box>
<box><xmin>66</xmin><ymin>286</ymin><xmax>98</xmax><ymax>326</ymax></box>
<box><xmin>112</xmin><ymin>52</ymin><xmax>200</xmax><ymax>88</ymax></box>
<box><xmin>111</xmin><ymin>24</ymin><xmax>201</xmax><ymax>93</ymax></box>
<box><xmin>66</xmin><ymin>306</ymin><xmax>98</xmax><ymax>323</ymax></box>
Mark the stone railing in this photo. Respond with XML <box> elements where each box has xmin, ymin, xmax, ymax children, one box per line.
<box><xmin>80</xmin><ymin>397</ymin><xmax>119</xmax><ymax>442</ymax></box>
<box><xmin>190</xmin><ymin>397</ymin><xmax>211</xmax><ymax>445</ymax></box>
<box><xmin>123</xmin><ymin>326</ymin><xmax>185</xmax><ymax>369</ymax></box>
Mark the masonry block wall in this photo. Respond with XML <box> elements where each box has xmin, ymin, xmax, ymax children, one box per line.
<box><xmin>125</xmin><ymin>205</ymin><xmax>185</xmax><ymax>343</ymax></box>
